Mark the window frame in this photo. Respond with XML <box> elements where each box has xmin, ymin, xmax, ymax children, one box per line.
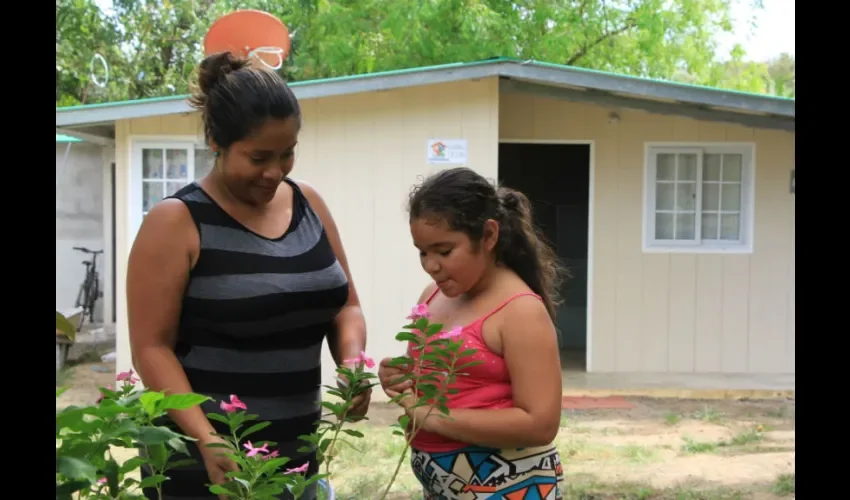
<box><xmin>129</xmin><ymin>136</ymin><xmax>212</xmax><ymax>244</ymax></box>
<box><xmin>642</xmin><ymin>142</ymin><xmax>756</xmax><ymax>254</ymax></box>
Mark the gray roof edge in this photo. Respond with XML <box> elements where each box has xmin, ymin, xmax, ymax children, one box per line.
<box><xmin>55</xmin><ymin>60</ymin><xmax>794</xmax><ymax>127</ymax></box>
<box><xmin>502</xmin><ymin>63</ymin><xmax>796</xmax><ymax>118</ymax></box>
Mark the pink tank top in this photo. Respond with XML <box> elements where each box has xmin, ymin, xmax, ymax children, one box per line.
<box><xmin>407</xmin><ymin>286</ymin><xmax>543</xmax><ymax>453</ymax></box>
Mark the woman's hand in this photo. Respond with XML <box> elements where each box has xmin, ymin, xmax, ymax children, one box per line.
<box><xmin>197</xmin><ymin>434</ymin><xmax>239</xmax><ymax>500</ymax></box>
<box><xmin>337</xmin><ymin>367</ymin><xmax>372</xmax><ymax>420</ymax></box>
<box><xmin>378</xmin><ymin>357</ymin><xmax>413</xmax><ymax>396</ymax></box>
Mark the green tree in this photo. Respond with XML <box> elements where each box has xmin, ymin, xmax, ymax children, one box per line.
<box><xmin>56</xmin><ymin>0</ymin><xmax>781</xmax><ymax>106</ymax></box>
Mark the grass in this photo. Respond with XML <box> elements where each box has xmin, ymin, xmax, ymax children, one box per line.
<box><xmin>772</xmin><ymin>473</ymin><xmax>795</xmax><ymax>496</ymax></box>
<box><xmin>60</xmin><ymin>391</ymin><xmax>794</xmax><ymax>500</ymax></box>
<box><xmin>322</xmin><ymin>415</ymin><xmax>791</xmax><ymax>499</ymax></box>
<box><xmin>563</xmin><ymin>479</ymin><xmax>754</xmax><ymax>500</ymax></box>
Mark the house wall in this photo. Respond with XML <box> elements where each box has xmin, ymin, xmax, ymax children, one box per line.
<box><xmin>500</xmin><ymin>93</ymin><xmax>795</xmax><ymax>374</ymax></box>
<box><xmin>56</xmin><ymin>141</ymin><xmax>106</xmax><ymax>321</ymax></box>
<box><xmin>113</xmin><ymin>78</ymin><xmax>500</xmax><ymax>392</ymax></box>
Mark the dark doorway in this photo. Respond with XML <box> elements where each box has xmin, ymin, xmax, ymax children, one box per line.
<box><xmin>498</xmin><ymin>142</ymin><xmax>591</xmax><ymax>371</ymax></box>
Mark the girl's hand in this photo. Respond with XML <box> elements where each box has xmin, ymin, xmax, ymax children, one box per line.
<box><xmin>387</xmin><ymin>388</ymin><xmax>434</xmax><ymax>432</ymax></box>
<box><xmin>378</xmin><ymin>357</ymin><xmax>413</xmax><ymax>395</ymax></box>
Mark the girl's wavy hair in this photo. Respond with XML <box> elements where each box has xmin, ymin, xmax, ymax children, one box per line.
<box><xmin>408</xmin><ymin>167</ymin><xmax>567</xmax><ymax>319</ymax></box>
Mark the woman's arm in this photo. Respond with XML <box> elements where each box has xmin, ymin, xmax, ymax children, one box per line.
<box><xmin>416</xmin><ymin>296</ymin><xmax>563</xmax><ymax>448</ymax></box>
<box><xmin>296</xmin><ymin>180</ymin><xmax>366</xmax><ymax>365</ymax></box>
<box><xmin>126</xmin><ymin>199</ymin><xmax>216</xmax><ymax>444</ymax></box>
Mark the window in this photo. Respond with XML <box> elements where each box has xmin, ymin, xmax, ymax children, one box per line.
<box><xmin>135</xmin><ymin>142</ymin><xmax>218</xmax><ymax>218</ymax></box>
<box><xmin>194</xmin><ymin>145</ymin><xmax>215</xmax><ymax>180</ymax></box>
<box><xmin>141</xmin><ymin>145</ymin><xmax>194</xmax><ymax>216</ymax></box>
<box><xmin>644</xmin><ymin>144</ymin><xmax>754</xmax><ymax>253</ymax></box>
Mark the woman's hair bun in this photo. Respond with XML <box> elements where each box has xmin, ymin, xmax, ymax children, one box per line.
<box><xmin>189</xmin><ymin>52</ymin><xmax>250</xmax><ymax>109</ymax></box>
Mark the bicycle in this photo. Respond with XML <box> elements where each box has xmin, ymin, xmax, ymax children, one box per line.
<box><xmin>73</xmin><ymin>246</ymin><xmax>104</xmax><ymax>331</ymax></box>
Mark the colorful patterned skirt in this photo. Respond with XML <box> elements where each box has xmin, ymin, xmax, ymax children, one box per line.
<box><xmin>410</xmin><ymin>444</ymin><xmax>564</xmax><ymax>499</ymax></box>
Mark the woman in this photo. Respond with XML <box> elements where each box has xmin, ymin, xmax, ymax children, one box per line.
<box><xmin>379</xmin><ymin>167</ymin><xmax>566</xmax><ymax>499</ymax></box>
<box><xmin>127</xmin><ymin>52</ymin><xmax>370</xmax><ymax>500</ymax></box>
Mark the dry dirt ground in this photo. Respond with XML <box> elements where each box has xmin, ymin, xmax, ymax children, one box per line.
<box><xmin>58</xmin><ymin>358</ymin><xmax>795</xmax><ymax>500</ymax></box>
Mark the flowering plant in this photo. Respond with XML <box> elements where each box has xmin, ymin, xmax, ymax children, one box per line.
<box><xmin>56</xmin><ymin>368</ymin><xmax>209</xmax><ymax>500</ymax></box>
<box><xmin>56</xmin><ymin>302</ymin><xmax>479</xmax><ymax>499</ymax></box>
<box><xmin>377</xmin><ymin>303</ymin><xmax>481</xmax><ymax>499</ymax></box>
<box><xmin>202</xmin><ymin>355</ymin><xmax>378</xmax><ymax>499</ymax></box>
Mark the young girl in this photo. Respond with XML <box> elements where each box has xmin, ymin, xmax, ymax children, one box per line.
<box><xmin>379</xmin><ymin>167</ymin><xmax>567</xmax><ymax>500</ymax></box>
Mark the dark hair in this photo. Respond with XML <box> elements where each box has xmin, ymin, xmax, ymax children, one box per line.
<box><xmin>188</xmin><ymin>52</ymin><xmax>301</xmax><ymax>149</ymax></box>
<box><xmin>408</xmin><ymin>167</ymin><xmax>566</xmax><ymax>319</ymax></box>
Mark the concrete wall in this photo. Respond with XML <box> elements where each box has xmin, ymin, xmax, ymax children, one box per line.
<box><xmin>56</xmin><ymin>141</ymin><xmax>105</xmax><ymax>321</ymax></box>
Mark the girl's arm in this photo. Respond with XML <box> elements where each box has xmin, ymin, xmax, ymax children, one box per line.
<box><xmin>418</xmin><ymin>296</ymin><xmax>563</xmax><ymax>448</ymax></box>
<box><xmin>127</xmin><ymin>199</ymin><xmax>217</xmax><ymax>445</ymax></box>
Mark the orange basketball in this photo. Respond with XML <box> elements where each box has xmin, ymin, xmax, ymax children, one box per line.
<box><xmin>204</xmin><ymin>10</ymin><xmax>291</xmax><ymax>69</ymax></box>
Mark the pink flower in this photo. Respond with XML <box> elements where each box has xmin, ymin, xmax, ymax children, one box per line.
<box><xmin>343</xmin><ymin>350</ymin><xmax>375</xmax><ymax>369</ymax></box>
<box><xmin>285</xmin><ymin>462</ymin><xmax>309</xmax><ymax>474</ymax></box>
<box><xmin>96</xmin><ymin>384</ymin><xmax>113</xmax><ymax>404</ymax></box>
<box><xmin>97</xmin><ymin>477</ymin><xmax>107</xmax><ymax>485</ymax></box>
<box><xmin>263</xmin><ymin>450</ymin><xmax>280</xmax><ymax>460</ymax></box>
<box><xmin>406</xmin><ymin>303</ymin><xmax>431</xmax><ymax>320</ymax></box>
<box><xmin>220</xmin><ymin>394</ymin><xmax>247</xmax><ymax>413</ymax></box>
<box><xmin>116</xmin><ymin>369</ymin><xmax>139</xmax><ymax>385</ymax></box>
<box><xmin>435</xmin><ymin>326</ymin><xmax>463</xmax><ymax>340</ymax></box>
<box><xmin>243</xmin><ymin>440</ymin><xmax>269</xmax><ymax>457</ymax></box>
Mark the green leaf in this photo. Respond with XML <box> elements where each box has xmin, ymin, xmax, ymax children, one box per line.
<box><xmin>135</xmin><ymin>426</ymin><xmax>185</xmax><ymax>445</ymax></box>
<box><xmin>425</xmin><ymin>323</ymin><xmax>443</xmax><ymax>336</ymax></box>
<box><xmin>147</xmin><ymin>443</ymin><xmax>169</xmax><ymax>470</ymax></box>
<box><xmin>104</xmin><ymin>457</ymin><xmax>121</xmax><ymax>496</ymax></box>
<box><xmin>240</xmin><ymin>421</ymin><xmax>271</xmax><ymax>440</ymax></box>
<box><xmin>342</xmin><ymin>428</ymin><xmax>364</xmax><ymax>438</ymax></box>
<box><xmin>204</xmin><ymin>442</ymin><xmax>233</xmax><ymax>450</ymax></box>
<box><xmin>55</xmin><ymin>479</ymin><xmax>89</xmax><ymax>497</ymax></box>
<box><xmin>57</xmin><ymin>456</ymin><xmax>97</xmax><ymax>483</ymax></box>
<box><xmin>395</xmin><ymin>331</ymin><xmax>420</xmax><ymax>342</ymax></box>
<box><xmin>388</xmin><ymin>356</ymin><xmax>413</xmax><ymax>368</ymax></box>
<box><xmin>139</xmin><ymin>392</ymin><xmax>164</xmax><ymax>416</ymax></box>
<box><xmin>56</xmin><ymin>387</ymin><xmax>69</xmax><ymax>398</ymax></box>
<box><xmin>156</xmin><ymin>393</ymin><xmax>210</xmax><ymax>412</ymax></box>
<box><xmin>167</xmin><ymin>436</ymin><xmax>191</xmax><ymax>456</ymax></box>
<box><xmin>139</xmin><ymin>474</ymin><xmax>168</xmax><ymax>488</ymax></box>
<box><xmin>252</xmin><ymin>483</ymin><xmax>286</xmax><ymax>497</ymax></box>
<box><xmin>165</xmin><ymin>458</ymin><xmax>198</xmax><ymax>471</ymax></box>
<box><xmin>207</xmin><ymin>412</ymin><xmax>230</xmax><ymax>425</ymax></box>
<box><xmin>56</xmin><ymin>311</ymin><xmax>75</xmax><ymax>341</ymax></box>
<box><xmin>119</xmin><ymin>456</ymin><xmax>148</xmax><ymax>474</ymax></box>
<box><xmin>208</xmin><ymin>484</ymin><xmax>231</xmax><ymax>495</ymax></box>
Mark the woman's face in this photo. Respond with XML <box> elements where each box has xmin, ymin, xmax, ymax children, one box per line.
<box><xmin>410</xmin><ymin>216</ymin><xmax>499</xmax><ymax>297</ymax></box>
<box><xmin>213</xmin><ymin>116</ymin><xmax>300</xmax><ymax>206</ymax></box>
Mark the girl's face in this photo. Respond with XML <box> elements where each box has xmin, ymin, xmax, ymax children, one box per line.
<box><xmin>410</xmin><ymin>215</ymin><xmax>499</xmax><ymax>297</ymax></box>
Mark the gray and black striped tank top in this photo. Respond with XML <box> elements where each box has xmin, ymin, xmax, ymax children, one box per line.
<box><xmin>151</xmin><ymin>179</ymin><xmax>348</xmax><ymax>499</ymax></box>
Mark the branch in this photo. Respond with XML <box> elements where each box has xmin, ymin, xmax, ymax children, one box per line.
<box><xmin>565</xmin><ymin>19</ymin><xmax>637</xmax><ymax>66</ymax></box>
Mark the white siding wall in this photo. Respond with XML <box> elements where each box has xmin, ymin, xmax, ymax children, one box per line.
<box><xmin>113</xmin><ymin>78</ymin><xmax>500</xmax><ymax>393</ymax></box>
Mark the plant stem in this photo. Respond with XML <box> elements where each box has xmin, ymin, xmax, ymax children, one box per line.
<box><xmin>380</xmin><ymin>338</ymin><xmax>444</xmax><ymax>500</ymax></box>
<box><xmin>380</xmin><ymin>346</ymin><xmax>460</xmax><ymax>500</ymax></box>
<box><xmin>323</xmin><ymin>413</ymin><xmax>346</xmax><ymax>477</ymax></box>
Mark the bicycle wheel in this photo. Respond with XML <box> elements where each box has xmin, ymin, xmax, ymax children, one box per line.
<box><xmin>87</xmin><ymin>278</ymin><xmax>100</xmax><ymax>324</ymax></box>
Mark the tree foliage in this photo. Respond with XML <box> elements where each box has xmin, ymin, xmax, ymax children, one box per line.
<box><xmin>55</xmin><ymin>0</ymin><xmax>793</xmax><ymax>106</ymax></box>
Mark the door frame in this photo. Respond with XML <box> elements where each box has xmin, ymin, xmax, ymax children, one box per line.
<box><xmin>101</xmin><ymin>146</ymin><xmax>116</xmax><ymax>324</ymax></box>
<box><xmin>498</xmin><ymin>139</ymin><xmax>595</xmax><ymax>371</ymax></box>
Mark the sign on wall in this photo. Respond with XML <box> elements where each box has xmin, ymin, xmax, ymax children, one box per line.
<box><xmin>426</xmin><ymin>138</ymin><xmax>468</xmax><ymax>165</ymax></box>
